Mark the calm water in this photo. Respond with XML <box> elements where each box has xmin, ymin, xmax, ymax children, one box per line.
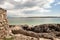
<box><xmin>8</xmin><ymin>17</ymin><xmax>60</xmax><ymax>25</ymax></box>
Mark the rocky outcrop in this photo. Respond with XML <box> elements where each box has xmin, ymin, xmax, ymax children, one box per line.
<box><xmin>0</xmin><ymin>8</ymin><xmax>9</xmax><ymax>39</ymax></box>
<box><xmin>21</xmin><ymin>24</ymin><xmax>60</xmax><ymax>33</ymax></box>
<box><xmin>11</xmin><ymin>24</ymin><xmax>60</xmax><ymax>40</ymax></box>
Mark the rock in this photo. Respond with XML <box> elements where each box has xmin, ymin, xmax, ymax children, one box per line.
<box><xmin>11</xmin><ymin>24</ymin><xmax>60</xmax><ymax>40</ymax></box>
<box><xmin>0</xmin><ymin>8</ymin><xmax>9</xmax><ymax>39</ymax></box>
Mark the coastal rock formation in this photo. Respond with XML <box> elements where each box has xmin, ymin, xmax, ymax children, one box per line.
<box><xmin>0</xmin><ymin>8</ymin><xmax>9</xmax><ymax>39</ymax></box>
<box><xmin>11</xmin><ymin>24</ymin><xmax>60</xmax><ymax>40</ymax></box>
<box><xmin>21</xmin><ymin>24</ymin><xmax>60</xmax><ymax>33</ymax></box>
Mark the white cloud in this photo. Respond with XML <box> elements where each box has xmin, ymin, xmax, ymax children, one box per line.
<box><xmin>43</xmin><ymin>3</ymin><xmax>52</xmax><ymax>8</ymax></box>
<box><xmin>43</xmin><ymin>0</ymin><xmax>55</xmax><ymax>8</ymax></box>
<box><xmin>7</xmin><ymin>9</ymin><xmax>27</xmax><ymax>17</ymax></box>
<box><xmin>14</xmin><ymin>0</ymin><xmax>22</xmax><ymax>2</ymax></box>
<box><xmin>0</xmin><ymin>2</ymin><xmax>14</xmax><ymax>9</ymax></box>
<box><xmin>14</xmin><ymin>0</ymin><xmax>28</xmax><ymax>4</ymax></box>
<box><xmin>39</xmin><ymin>8</ymin><xmax>51</xmax><ymax>13</ymax></box>
<box><xmin>47</xmin><ymin>0</ymin><xmax>55</xmax><ymax>3</ymax></box>
<box><xmin>0</xmin><ymin>0</ymin><xmax>55</xmax><ymax>17</ymax></box>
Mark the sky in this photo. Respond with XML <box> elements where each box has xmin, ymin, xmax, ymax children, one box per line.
<box><xmin>0</xmin><ymin>0</ymin><xmax>60</xmax><ymax>17</ymax></box>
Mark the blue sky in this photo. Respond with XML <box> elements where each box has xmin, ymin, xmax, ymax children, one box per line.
<box><xmin>0</xmin><ymin>0</ymin><xmax>60</xmax><ymax>17</ymax></box>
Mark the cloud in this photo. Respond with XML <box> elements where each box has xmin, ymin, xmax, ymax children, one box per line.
<box><xmin>0</xmin><ymin>0</ymin><xmax>55</xmax><ymax>17</ymax></box>
<box><xmin>0</xmin><ymin>2</ymin><xmax>15</xmax><ymax>10</ymax></box>
<box><xmin>22</xmin><ymin>7</ymin><xmax>51</xmax><ymax>14</ymax></box>
<box><xmin>14</xmin><ymin>0</ymin><xmax>22</xmax><ymax>2</ymax></box>
<box><xmin>56</xmin><ymin>2</ymin><xmax>60</xmax><ymax>5</ymax></box>
<box><xmin>54</xmin><ymin>1</ymin><xmax>60</xmax><ymax>6</ymax></box>
<box><xmin>7</xmin><ymin>9</ymin><xmax>27</xmax><ymax>17</ymax></box>
<box><xmin>0</xmin><ymin>0</ymin><xmax>5</xmax><ymax>4</ymax></box>
<box><xmin>13</xmin><ymin>0</ymin><xmax>55</xmax><ymax>9</ymax></box>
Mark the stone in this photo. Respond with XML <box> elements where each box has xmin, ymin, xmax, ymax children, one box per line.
<box><xmin>0</xmin><ymin>8</ymin><xmax>9</xmax><ymax>39</ymax></box>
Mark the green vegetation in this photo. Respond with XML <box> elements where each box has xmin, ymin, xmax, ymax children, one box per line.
<box><xmin>3</xmin><ymin>37</ymin><xmax>14</xmax><ymax>40</ymax></box>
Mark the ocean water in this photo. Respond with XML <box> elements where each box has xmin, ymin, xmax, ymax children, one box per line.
<box><xmin>8</xmin><ymin>17</ymin><xmax>60</xmax><ymax>25</ymax></box>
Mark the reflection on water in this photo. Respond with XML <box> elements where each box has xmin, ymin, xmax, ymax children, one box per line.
<box><xmin>8</xmin><ymin>17</ymin><xmax>60</xmax><ymax>25</ymax></box>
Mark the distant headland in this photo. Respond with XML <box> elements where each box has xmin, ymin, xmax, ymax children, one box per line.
<box><xmin>27</xmin><ymin>16</ymin><xmax>60</xmax><ymax>18</ymax></box>
<box><xmin>8</xmin><ymin>16</ymin><xmax>60</xmax><ymax>18</ymax></box>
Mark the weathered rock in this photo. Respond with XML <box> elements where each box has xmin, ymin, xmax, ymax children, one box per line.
<box><xmin>0</xmin><ymin>8</ymin><xmax>9</xmax><ymax>39</ymax></box>
<box><xmin>21</xmin><ymin>24</ymin><xmax>60</xmax><ymax>33</ymax></box>
<box><xmin>11</xmin><ymin>24</ymin><xmax>60</xmax><ymax>40</ymax></box>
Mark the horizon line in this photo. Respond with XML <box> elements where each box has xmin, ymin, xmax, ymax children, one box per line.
<box><xmin>8</xmin><ymin>16</ymin><xmax>60</xmax><ymax>18</ymax></box>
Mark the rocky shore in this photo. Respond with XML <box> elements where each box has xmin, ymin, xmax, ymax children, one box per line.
<box><xmin>9</xmin><ymin>24</ymin><xmax>60</xmax><ymax>40</ymax></box>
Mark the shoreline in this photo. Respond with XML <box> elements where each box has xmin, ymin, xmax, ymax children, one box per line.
<box><xmin>9</xmin><ymin>23</ymin><xmax>60</xmax><ymax>26</ymax></box>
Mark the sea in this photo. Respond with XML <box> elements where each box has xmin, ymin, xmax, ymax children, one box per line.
<box><xmin>8</xmin><ymin>17</ymin><xmax>60</xmax><ymax>25</ymax></box>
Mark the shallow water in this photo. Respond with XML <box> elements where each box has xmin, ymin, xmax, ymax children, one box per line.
<box><xmin>8</xmin><ymin>17</ymin><xmax>60</xmax><ymax>25</ymax></box>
